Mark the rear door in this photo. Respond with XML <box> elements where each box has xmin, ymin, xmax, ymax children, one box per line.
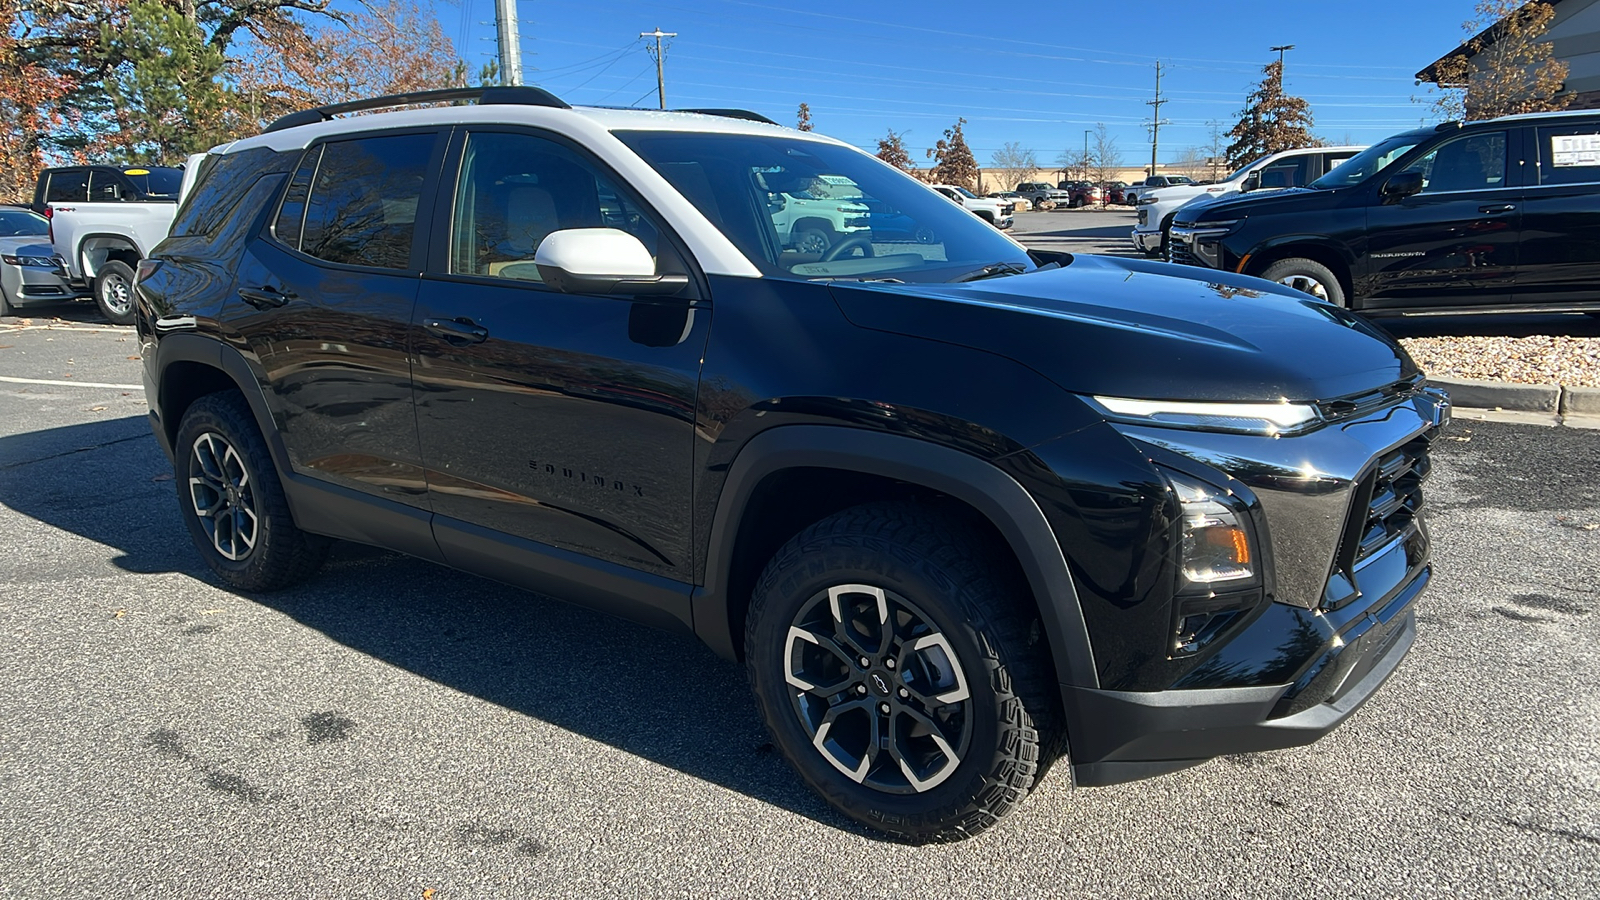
<box><xmin>1360</xmin><ymin>129</ymin><xmax>1521</xmax><ymax>310</ymax></box>
<box><xmin>231</xmin><ymin>129</ymin><xmax>445</xmax><ymax>521</ymax></box>
<box><xmin>1514</xmin><ymin>121</ymin><xmax>1600</xmax><ymax>307</ymax></box>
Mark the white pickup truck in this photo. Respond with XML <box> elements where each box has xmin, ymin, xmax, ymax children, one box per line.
<box><xmin>34</xmin><ymin>164</ymin><xmax>184</xmax><ymax>324</ymax></box>
<box><xmin>1129</xmin><ymin>146</ymin><xmax>1364</xmax><ymax>256</ymax></box>
<box><xmin>929</xmin><ymin>184</ymin><xmax>1015</xmax><ymax>229</ymax></box>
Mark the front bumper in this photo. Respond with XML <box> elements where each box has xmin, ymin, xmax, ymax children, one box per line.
<box><xmin>1130</xmin><ymin>228</ymin><xmax>1161</xmax><ymax>253</ymax></box>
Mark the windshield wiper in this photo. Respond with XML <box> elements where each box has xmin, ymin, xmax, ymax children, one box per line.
<box><xmin>807</xmin><ymin>276</ymin><xmax>906</xmax><ymax>283</ymax></box>
<box><xmin>950</xmin><ymin>261</ymin><xmax>1030</xmax><ymax>283</ymax></box>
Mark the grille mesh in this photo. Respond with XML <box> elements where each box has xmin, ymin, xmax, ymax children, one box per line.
<box><xmin>1338</xmin><ymin>438</ymin><xmax>1431</xmax><ymax>570</ymax></box>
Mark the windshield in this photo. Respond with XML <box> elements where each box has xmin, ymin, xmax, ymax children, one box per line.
<box><xmin>1310</xmin><ymin>135</ymin><xmax>1424</xmax><ymax>189</ymax></box>
<box><xmin>615</xmin><ymin>131</ymin><xmax>1032</xmax><ymax>282</ymax></box>
<box><xmin>0</xmin><ymin>208</ymin><xmax>48</xmax><ymax>237</ymax></box>
<box><xmin>1224</xmin><ymin>155</ymin><xmax>1270</xmax><ymax>182</ymax></box>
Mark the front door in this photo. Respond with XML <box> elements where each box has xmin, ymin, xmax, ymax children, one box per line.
<box><xmin>411</xmin><ymin>128</ymin><xmax>709</xmax><ymax>585</ymax></box>
<box><xmin>1359</xmin><ymin>129</ymin><xmax>1520</xmax><ymax>310</ymax></box>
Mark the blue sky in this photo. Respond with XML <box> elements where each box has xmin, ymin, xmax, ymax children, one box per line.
<box><xmin>434</xmin><ymin>0</ymin><xmax>1477</xmax><ymax>165</ymax></box>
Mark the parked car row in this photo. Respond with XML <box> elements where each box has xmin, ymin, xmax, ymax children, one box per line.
<box><xmin>1165</xmin><ymin>109</ymin><xmax>1600</xmax><ymax>317</ymax></box>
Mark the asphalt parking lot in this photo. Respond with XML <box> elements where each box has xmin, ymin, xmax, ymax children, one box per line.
<box><xmin>2</xmin><ymin>288</ymin><xmax>1599</xmax><ymax>896</ymax></box>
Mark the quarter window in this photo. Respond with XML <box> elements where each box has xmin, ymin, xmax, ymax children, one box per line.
<box><xmin>1402</xmin><ymin>132</ymin><xmax>1507</xmax><ymax>194</ymax></box>
<box><xmin>288</xmin><ymin>134</ymin><xmax>434</xmax><ymax>269</ymax></box>
<box><xmin>448</xmin><ymin>131</ymin><xmax>677</xmax><ymax>283</ymax></box>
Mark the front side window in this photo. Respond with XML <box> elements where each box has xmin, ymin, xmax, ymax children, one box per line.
<box><xmin>448</xmin><ymin>131</ymin><xmax>678</xmax><ymax>284</ymax></box>
<box><xmin>615</xmin><ymin>131</ymin><xmax>1032</xmax><ymax>282</ymax></box>
<box><xmin>1257</xmin><ymin>157</ymin><xmax>1310</xmax><ymax>189</ymax></box>
<box><xmin>290</xmin><ymin>133</ymin><xmax>434</xmax><ymax>269</ymax></box>
<box><xmin>1401</xmin><ymin>131</ymin><xmax>1506</xmax><ymax>194</ymax></box>
<box><xmin>46</xmin><ymin>170</ymin><xmax>88</xmax><ymax>203</ymax></box>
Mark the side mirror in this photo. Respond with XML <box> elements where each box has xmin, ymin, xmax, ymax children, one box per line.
<box><xmin>1242</xmin><ymin>171</ymin><xmax>1261</xmax><ymax>192</ymax></box>
<box><xmin>1382</xmin><ymin>170</ymin><xmax>1424</xmax><ymax>201</ymax></box>
<box><xmin>534</xmin><ymin>228</ymin><xmax>688</xmax><ymax>296</ymax></box>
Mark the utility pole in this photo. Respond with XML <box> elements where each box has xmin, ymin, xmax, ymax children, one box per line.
<box><xmin>1083</xmin><ymin>129</ymin><xmax>1091</xmax><ymax>180</ymax></box>
<box><xmin>1270</xmin><ymin>43</ymin><xmax>1295</xmax><ymax>80</ymax></box>
<box><xmin>495</xmin><ymin>0</ymin><xmax>523</xmax><ymax>86</ymax></box>
<box><xmin>1146</xmin><ymin>61</ymin><xmax>1169</xmax><ymax>177</ymax></box>
<box><xmin>641</xmin><ymin>26</ymin><xmax>677</xmax><ymax>110</ymax></box>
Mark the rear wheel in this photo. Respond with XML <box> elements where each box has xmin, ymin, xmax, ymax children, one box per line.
<box><xmin>746</xmin><ymin>501</ymin><xmax>1062</xmax><ymax>842</ymax></box>
<box><xmin>1260</xmin><ymin>257</ymin><xmax>1346</xmax><ymax>307</ymax></box>
<box><xmin>94</xmin><ymin>259</ymin><xmax>137</xmax><ymax>325</ymax></box>
<box><xmin>174</xmin><ymin>391</ymin><xmax>330</xmax><ymax>591</ymax></box>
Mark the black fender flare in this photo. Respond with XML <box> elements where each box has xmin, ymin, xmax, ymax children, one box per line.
<box><xmin>690</xmin><ymin>425</ymin><xmax>1100</xmax><ymax>689</ymax></box>
<box><xmin>152</xmin><ymin>332</ymin><xmax>292</xmax><ymax>478</ymax></box>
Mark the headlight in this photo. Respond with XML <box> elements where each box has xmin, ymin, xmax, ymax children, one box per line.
<box><xmin>1088</xmin><ymin>395</ymin><xmax>1323</xmax><ymax>436</ymax></box>
<box><xmin>1167</xmin><ymin>470</ymin><xmax>1256</xmax><ymax>586</ymax></box>
<box><xmin>2</xmin><ymin>254</ymin><xmax>58</xmax><ymax>268</ymax></box>
<box><xmin>1187</xmin><ymin>219</ymin><xmax>1239</xmax><ymax>232</ymax></box>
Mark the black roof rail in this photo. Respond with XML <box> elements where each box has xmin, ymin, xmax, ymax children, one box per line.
<box><xmin>264</xmin><ymin>86</ymin><xmax>571</xmax><ymax>134</ymax></box>
<box><xmin>674</xmin><ymin>108</ymin><xmax>780</xmax><ymax>126</ymax></box>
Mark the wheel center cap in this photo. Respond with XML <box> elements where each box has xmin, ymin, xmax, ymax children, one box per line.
<box><xmin>869</xmin><ymin>671</ymin><xmax>891</xmax><ymax>696</ymax></box>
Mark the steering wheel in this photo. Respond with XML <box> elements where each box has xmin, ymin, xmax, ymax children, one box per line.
<box><xmin>822</xmin><ymin>233</ymin><xmax>875</xmax><ymax>261</ymax></box>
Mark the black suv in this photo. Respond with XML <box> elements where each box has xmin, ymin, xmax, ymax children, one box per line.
<box><xmin>30</xmin><ymin>164</ymin><xmax>183</xmax><ymax>211</ymax></box>
<box><xmin>1169</xmin><ymin>110</ymin><xmax>1600</xmax><ymax>314</ymax></box>
<box><xmin>137</xmin><ymin>87</ymin><xmax>1449</xmax><ymax>842</ymax></box>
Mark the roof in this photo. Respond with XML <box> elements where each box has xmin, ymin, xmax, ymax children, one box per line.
<box><xmin>1416</xmin><ymin>0</ymin><xmax>1575</xmax><ymax>84</ymax></box>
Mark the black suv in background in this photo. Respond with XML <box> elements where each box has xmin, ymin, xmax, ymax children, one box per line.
<box><xmin>30</xmin><ymin>165</ymin><xmax>184</xmax><ymax>211</ymax></box>
<box><xmin>1169</xmin><ymin>110</ymin><xmax>1600</xmax><ymax>314</ymax></box>
<box><xmin>137</xmin><ymin>87</ymin><xmax>1448</xmax><ymax>842</ymax></box>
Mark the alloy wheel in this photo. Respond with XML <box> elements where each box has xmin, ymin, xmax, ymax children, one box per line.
<box><xmin>187</xmin><ymin>431</ymin><xmax>259</xmax><ymax>561</ymax></box>
<box><xmin>1276</xmin><ymin>273</ymin><xmax>1331</xmax><ymax>301</ymax></box>
<box><xmin>783</xmin><ymin>583</ymin><xmax>972</xmax><ymax>794</ymax></box>
<box><xmin>99</xmin><ymin>271</ymin><xmax>133</xmax><ymax>316</ymax></box>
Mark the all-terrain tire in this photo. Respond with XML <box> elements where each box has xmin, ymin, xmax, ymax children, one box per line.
<box><xmin>745</xmin><ymin>501</ymin><xmax>1064</xmax><ymax>843</ymax></box>
<box><xmin>174</xmin><ymin>391</ymin><xmax>330</xmax><ymax>591</ymax></box>
<box><xmin>1259</xmin><ymin>257</ymin><xmax>1346</xmax><ymax>306</ymax></box>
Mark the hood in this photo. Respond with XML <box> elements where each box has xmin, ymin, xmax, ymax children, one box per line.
<box><xmin>1173</xmin><ymin>186</ymin><xmax>1330</xmax><ymax>225</ymax></box>
<box><xmin>831</xmin><ymin>254</ymin><xmax>1417</xmax><ymax>403</ymax></box>
<box><xmin>0</xmin><ymin>237</ymin><xmax>55</xmax><ymax>257</ymax></box>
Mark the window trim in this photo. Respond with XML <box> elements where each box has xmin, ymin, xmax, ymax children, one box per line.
<box><xmin>260</xmin><ymin>125</ymin><xmax>448</xmax><ymax>275</ymax></box>
<box><xmin>420</xmin><ymin>124</ymin><xmax>708</xmax><ymax>302</ymax></box>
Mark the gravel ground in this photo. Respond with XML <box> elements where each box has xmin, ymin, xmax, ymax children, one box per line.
<box><xmin>1399</xmin><ymin>334</ymin><xmax>1600</xmax><ymax>387</ymax></box>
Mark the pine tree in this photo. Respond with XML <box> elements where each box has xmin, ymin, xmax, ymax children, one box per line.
<box><xmin>796</xmin><ymin>102</ymin><xmax>813</xmax><ymax>132</ymax></box>
<box><xmin>927</xmin><ymin>118</ymin><xmax>978</xmax><ymax>189</ymax></box>
<box><xmin>1225</xmin><ymin>61</ymin><xmax>1316</xmax><ymax>170</ymax></box>
<box><xmin>876</xmin><ymin>129</ymin><xmax>913</xmax><ymax>172</ymax></box>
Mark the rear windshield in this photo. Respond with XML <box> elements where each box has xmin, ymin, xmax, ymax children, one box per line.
<box><xmin>121</xmin><ymin>168</ymin><xmax>183</xmax><ymax>199</ymax></box>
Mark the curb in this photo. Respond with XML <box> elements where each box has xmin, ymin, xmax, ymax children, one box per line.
<box><xmin>1426</xmin><ymin>376</ymin><xmax>1599</xmax><ymax>416</ymax></box>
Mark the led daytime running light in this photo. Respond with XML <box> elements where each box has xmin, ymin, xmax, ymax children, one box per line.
<box><xmin>1093</xmin><ymin>395</ymin><xmax>1321</xmax><ymax>435</ymax></box>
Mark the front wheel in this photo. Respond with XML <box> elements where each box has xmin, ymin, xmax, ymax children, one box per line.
<box><xmin>174</xmin><ymin>391</ymin><xmax>330</xmax><ymax>591</ymax></box>
<box><xmin>94</xmin><ymin>259</ymin><xmax>137</xmax><ymax>326</ymax></box>
<box><xmin>1259</xmin><ymin>257</ymin><xmax>1346</xmax><ymax>306</ymax></box>
<box><xmin>746</xmin><ymin>502</ymin><xmax>1062</xmax><ymax>842</ymax></box>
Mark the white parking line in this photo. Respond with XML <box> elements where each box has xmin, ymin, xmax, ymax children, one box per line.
<box><xmin>0</xmin><ymin>375</ymin><xmax>142</xmax><ymax>390</ymax></box>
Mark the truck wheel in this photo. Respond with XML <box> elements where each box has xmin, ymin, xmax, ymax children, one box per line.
<box><xmin>746</xmin><ymin>501</ymin><xmax>1062</xmax><ymax>843</ymax></box>
<box><xmin>1259</xmin><ymin>258</ymin><xmax>1346</xmax><ymax>306</ymax></box>
<box><xmin>174</xmin><ymin>391</ymin><xmax>330</xmax><ymax>591</ymax></box>
<box><xmin>93</xmin><ymin>259</ymin><xmax>138</xmax><ymax>325</ymax></box>
<box><xmin>796</xmin><ymin>228</ymin><xmax>832</xmax><ymax>255</ymax></box>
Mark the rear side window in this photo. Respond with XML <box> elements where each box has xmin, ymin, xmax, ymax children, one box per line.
<box><xmin>294</xmin><ymin>133</ymin><xmax>435</xmax><ymax>270</ymax></box>
<box><xmin>1538</xmin><ymin>124</ymin><xmax>1600</xmax><ymax>186</ymax></box>
<box><xmin>1257</xmin><ymin>157</ymin><xmax>1310</xmax><ymax>189</ymax></box>
<box><xmin>46</xmin><ymin>170</ymin><xmax>88</xmax><ymax>203</ymax></box>
<box><xmin>88</xmin><ymin>171</ymin><xmax>124</xmax><ymax>202</ymax></box>
<box><xmin>170</xmin><ymin>147</ymin><xmax>293</xmax><ymax>239</ymax></box>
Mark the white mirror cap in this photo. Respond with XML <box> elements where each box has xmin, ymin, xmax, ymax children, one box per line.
<box><xmin>534</xmin><ymin>228</ymin><xmax>655</xmax><ymax>278</ymax></box>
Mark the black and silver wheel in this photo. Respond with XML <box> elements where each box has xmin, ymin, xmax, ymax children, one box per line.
<box><xmin>175</xmin><ymin>391</ymin><xmax>329</xmax><ymax>591</ymax></box>
<box><xmin>1259</xmin><ymin>257</ymin><xmax>1346</xmax><ymax>306</ymax></box>
<box><xmin>795</xmin><ymin>228</ymin><xmax>832</xmax><ymax>255</ymax></box>
<box><xmin>746</xmin><ymin>502</ymin><xmax>1061</xmax><ymax>842</ymax></box>
<box><xmin>94</xmin><ymin>259</ymin><xmax>137</xmax><ymax>325</ymax></box>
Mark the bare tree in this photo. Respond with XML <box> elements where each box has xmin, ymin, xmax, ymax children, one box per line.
<box><xmin>1172</xmin><ymin>146</ymin><xmax>1211</xmax><ymax>181</ymax></box>
<box><xmin>1420</xmin><ymin>0</ymin><xmax>1569</xmax><ymax>120</ymax></box>
<box><xmin>1205</xmin><ymin>120</ymin><xmax>1227</xmax><ymax>181</ymax></box>
<box><xmin>1089</xmin><ymin>124</ymin><xmax>1121</xmax><ymax>205</ymax></box>
<box><xmin>990</xmin><ymin>142</ymin><xmax>1038</xmax><ymax>191</ymax></box>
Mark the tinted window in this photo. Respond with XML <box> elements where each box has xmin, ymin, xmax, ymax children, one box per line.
<box><xmin>0</xmin><ymin>209</ymin><xmax>48</xmax><ymax>237</ymax></box>
<box><xmin>171</xmin><ymin>148</ymin><xmax>291</xmax><ymax>240</ymax></box>
<box><xmin>298</xmin><ymin>134</ymin><xmax>434</xmax><ymax>269</ymax></box>
<box><xmin>88</xmin><ymin>171</ymin><xmax>124</xmax><ymax>202</ymax></box>
<box><xmin>449</xmin><ymin>131</ymin><xmax>680</xmax><ymax>284</ymax></box>
<box><xmin>1538</xmin><ymin>124</ymin><xmax>1600</xmax><ymax>185</ymax></box>
<box><xmin>46</xmin><ymin>170</ymin><xmax>88</xmax><ymax>203</ymax></box>
<box><xmin>123</xmin><ymin>168</ymin><xmax>182</xmax><ymax>198</ymax></box>
<box><xmin>1403</xmin><ymin>132</ymin><xmax>1506</xmax><ymax>194</ymax></box>
<box><xmin>273</xmin><ymin>146</ymin><xmax>324</xmax><ymax>249</ymax></box>
<box><xmin>1310</xmin><ymin>134</ymin><xmax>1425</xmax><ymax>188</ymax></box>
<box><xmin>1257</xmin><ymin>157</ymin><xmax>1310</xmax><ymax>189</ymax></box>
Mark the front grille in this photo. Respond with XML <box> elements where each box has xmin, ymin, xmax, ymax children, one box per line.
<box><xmin>1336</xmin><ymin>437</ymin><xmax>1431</xmax><ymax>570</ymax></box>
<box><xmin>1166</xmin><ymin>239</ymin><xmax>1200</xmax><ymax>266</ymax></box>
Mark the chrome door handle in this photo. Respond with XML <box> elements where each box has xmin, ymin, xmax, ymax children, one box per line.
<box><xmin>1478</xmin><ymin>204</ymin><xmax>1516</xmax><ymax>214</ymax></box>
<box><xmin>423</xmin><ymin>316</ymin><xmax>489</xmax><ymax>345</ymax></box>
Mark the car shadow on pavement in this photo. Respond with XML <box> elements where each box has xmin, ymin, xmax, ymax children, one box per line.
<box><xmin>0</xmin><ymin>416</ymin><xmax>870</xmax><ymax>836</ymax></box>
